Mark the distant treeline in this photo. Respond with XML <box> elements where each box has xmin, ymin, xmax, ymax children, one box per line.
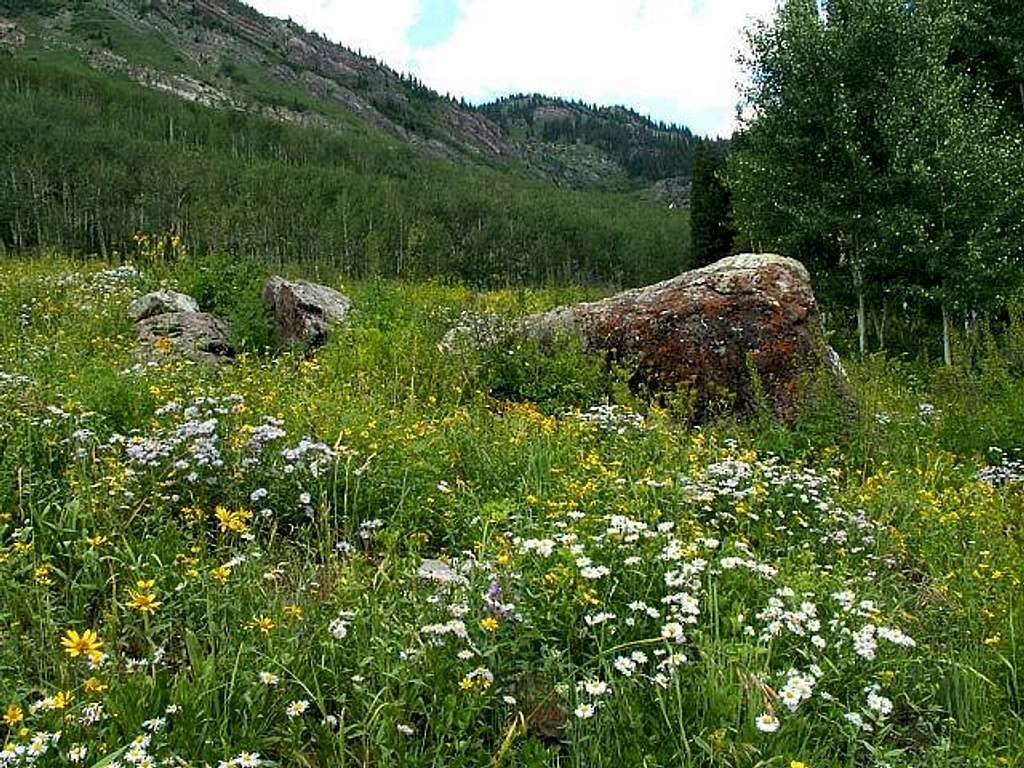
<box><xmin>481</xmin><ymin>95</ymin><xmax>699</xmax><ymax>181</ymax></box>
<box><xmin>0</xmin><ymin>58</ymin><xmax>690</xmax><ymax>286</ymax></box>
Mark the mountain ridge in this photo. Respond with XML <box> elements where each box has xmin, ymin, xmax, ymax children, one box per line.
<box><xmin>1</xmin><ymin>0</ymin><xmax>706</xmax><ymax>197</ymax></box>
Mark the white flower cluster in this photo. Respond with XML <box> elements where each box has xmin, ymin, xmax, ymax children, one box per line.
<box><xmin>573</xmin><ymin>404</ymin><xmax>646</xmax><ymax>434</ymax></box>
<box><xmin>518</xmin><ymin>538</ymin><xmax>556</xmax><ymax>557</ymax></box>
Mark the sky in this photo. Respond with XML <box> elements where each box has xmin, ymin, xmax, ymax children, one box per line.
<box><xmin>246</xmin><ymin>0</ymin><xmax>780</xmax><ymax>137</ymax></box>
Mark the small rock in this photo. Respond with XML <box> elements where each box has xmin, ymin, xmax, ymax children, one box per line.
<box><xmin>135</xmin><ymin>311</ymin><xmax>234</xmax><ymax>364</ymax></box>
<box><xmin>128</xmin><ymin>290</ymin><xmax>200</xmax><ymax>322</ymax></box>
<box><xmin>263</xmin><ymin>276</ymin><xmax>351</xmax><ymax>347</ymax></box>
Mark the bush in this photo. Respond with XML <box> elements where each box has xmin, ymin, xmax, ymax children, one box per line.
<box><xmin>475</xmin><ymin>330</ymin><xmax>613</xmax><ymax>412</ymax></box>
<box><xmin>174</xmin><ymin>252</ymin><xmax>274</xmax><ymax>353</ymax></box>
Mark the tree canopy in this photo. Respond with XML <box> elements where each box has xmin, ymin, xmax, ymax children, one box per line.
<box><xmin>727</xmin><ymin>0</ymin><xmax>1024</xmax><ymax>356</ymax></box>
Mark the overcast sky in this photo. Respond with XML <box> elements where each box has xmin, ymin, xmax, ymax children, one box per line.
<box><xmin>247</xmin><ymin>0</ymin><xmax>780</xmax><ymax>137</ymax></box>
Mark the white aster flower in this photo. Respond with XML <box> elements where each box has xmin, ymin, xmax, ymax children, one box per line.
<box><xmin>755</xmin><ymin>712</ymin><xmax>780</xmax><ymax>733</ymax></box>
<box><xmin>574</xmin><ymin>703</ymin><xmax>596</xmax><ymax>720</ymax></box>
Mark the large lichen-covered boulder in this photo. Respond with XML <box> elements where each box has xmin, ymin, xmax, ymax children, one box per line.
<box><xmin>445</xmin><ymin>254</ymin><xmax>842</xmax><ymax>421</ymax></box>
<box><xmin>127</xmin><ymin>290</ymin><xmax>200</xmax><ymax>322</ymax></box>
<box><xmin>135</xmin><ymin>311</ymin><xmax>234</xmax><ymax>364</ymax></box>
<box><xmin>263</xmin><ymin>276</ymin><xmax>352</xmax><ymax>347</ymax></box>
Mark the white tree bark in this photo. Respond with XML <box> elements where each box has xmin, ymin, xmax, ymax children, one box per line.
<box><xmin>942</xmin><ymin>304</ymin><xmax>952</xmax><ymax>366</ymax></box>
<box><xmin>857</xmin><ymin>290</ymin><xmax>866</xmax><ymax>356</ymax></box>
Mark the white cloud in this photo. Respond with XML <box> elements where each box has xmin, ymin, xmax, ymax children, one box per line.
<box><xmin>246</xmin><ymin>0</ymin><xmax>420</xmax><ymax>68</ymax></box>
<box><xmin>247</xmin><ymin>0</ymin><xmax>779</xmax><ymax>136</ymax></box>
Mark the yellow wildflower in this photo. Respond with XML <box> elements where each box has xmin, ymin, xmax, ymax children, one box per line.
<box><xmin>34</xmin><ymin>564</ymin><xmax>53</xmax><ymax>585</ymax></box>
<box><xmin>127</xmin><ymin>587</ymin><xmax>162</xmax><ymax>614</ymax></box>
<box><xmin>61</xmin><ymin>629</ymin><xmax>103</xmax><ymax>659</ymax></box>
<box><xmin>284</xmin><ymin>605</ymin><xmax>303</xmax><ymax>621</ymax></box>
<box><xmin>479</xmin><ymin>617</ymin><xmax>499</xmax><ymax>632</ymax></box>
<box><xmin>211</xmin><ymin>566</ymin><xmax>231</xmax><ymax>584</ymax></box>
<box><xmin>84</xmin><ymin>677</ymin><xmax>108</xmax><ymax>694</ymax></box>
<box><xmin>215</xmin><ymin>506</ymin><xmax>252</xmax><ymax>534</ymax></box>
<box><xmin>3</xmin><ymin>704</ymin><xmax>23</xmax><ymax>727</ymax></box>
<box><xmin>247</xmin><ymin>616</ymin><xmax>275</xmax><ymax>635</ymax></box>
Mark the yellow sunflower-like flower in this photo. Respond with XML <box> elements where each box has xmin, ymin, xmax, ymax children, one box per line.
<box><xmin>247</xmin><ymin>615</ymin><xmax>275</xmax><ymax>635</ymax></box>
<box><xmin>127</xmin><ymin>588</ymin><xmax>162</xmax><ymax>614</ymax></box>
<box><xmin>61</xmin><ymin>629</ymin><xmax>103</xmax><ymax>659</ymax></box>
<box><xmin>3</xmin><ymin>704</ymin><xmax>23</xmax><ymax>727</ymax></box>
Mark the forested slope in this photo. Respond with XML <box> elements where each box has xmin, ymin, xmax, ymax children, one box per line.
<box><xmin>0</xmin><ymin>57</ymin><xmax>690</xmax><ymax>285</ymax></box>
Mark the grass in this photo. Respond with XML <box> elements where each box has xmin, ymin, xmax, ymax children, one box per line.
<box><xmin>2</xmin><ymin>254</ymin><xmax>1024</xmax><ymax>767</ymax></box>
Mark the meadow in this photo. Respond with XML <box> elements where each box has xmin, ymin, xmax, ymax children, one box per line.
<box><xmin>2</xmin><ymin>254</ymin><xmax>1024</xmax><ymax>768</ymax></box>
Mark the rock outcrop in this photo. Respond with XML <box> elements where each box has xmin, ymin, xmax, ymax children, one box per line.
<box><xmin>127</xmin><ymin>290</ymin><xmax>201</xmax><ymax>322</ymax></box>
<box><xmin>445</xmin><ymin>254</ymin><xmax>841</xmax><ymax>420</ymax></box>
<box><xmin>263</xmin><ymin>276</ymin><xmax>351</xmax><ymax>347</ymax></box>
<box><xmin>0</xmin><ymin>20</ymin><xmax>25</xmax><ymax>50</ymax></box>
<box><xmin>135</xmin><ymin>311</ymin><xmax>234</xmax><ymax>364</ymax></box>
<box><xmin>128</xmin><ymin>289</ymin><xmax>233</xmax><ymax>364</ymax></box>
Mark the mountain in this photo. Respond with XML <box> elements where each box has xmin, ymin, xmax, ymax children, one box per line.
<box><xmin>0</xmin><ymin>0</ymin><xmax>703</xmax><ymax>193</ymax></box>
<box><xmin>480</xmin><ymin>94</ymin><xmax>697</xmax><ymax>203</ymax></box>
<box><xmin>0</xmin><ymin>0</ymin><xmax>705</xmax><ymax>285</ymax></box>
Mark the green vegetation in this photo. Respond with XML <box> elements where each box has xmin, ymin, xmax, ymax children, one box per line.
<box><xmin>723</xmin><ymin>0</ymin><xmax>1024</xmax><ymax>359</ymax></box>
<box><xmin>481</xmin><ymin>94</ymin><xmax>698</xmax><ymax>182</ymax></box>
<box><xmin>3</xmin><ymin>257</ymin><xmax>1024</xmax><ymax>766</ymax></box>
<box><xmin>689</xmin><ymin>141</ymin><xmax>734</xmax><ymax>267</ymax></box>
<box><xmin>3</xmin><ymin>1</ymin><xmax>1024</xmax><ymax>764</ymax></box>
<box><xmin>0</xmin><ymin>57</ymin><xmax>690</xmax><ymax>286</ymax></box>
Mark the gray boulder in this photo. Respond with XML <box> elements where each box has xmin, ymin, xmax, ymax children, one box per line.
<box><xmin>135</xmin><ymin>311</ymin><xmax>234</xmax><ymax>364</ymax></box>
<box><xmin>443</xmin><ymin>253</ymin><xmax>843</xmax><ymax>421</ymax></box>
<box><xmin>128</xmin><ymin>290</ymin><xmax>200</xmax><ymax>322</ymax></box>
<box><xmin>263</xmin><ymin>276</ymin><xmax>351</xmax><ymax>347</ymax></box>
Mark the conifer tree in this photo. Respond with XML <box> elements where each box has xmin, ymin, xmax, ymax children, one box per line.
<box><xmin>690</xmin><ymin>141</ymin><xmax>735</xmax><ymax>266</ymax></box>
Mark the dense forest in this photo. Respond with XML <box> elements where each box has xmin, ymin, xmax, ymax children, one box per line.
<box><xmin>480</xmin><ymin>95</ymin><xmax>699</xmax><ymax>181</ymax></box>
<box><xmin>685</xmin><ymin>0</ymin><xmax>1024</xmax><ymax>359</ymax></box>
<box><xmin>0</xmin><ymin>56</ymin><xmax>690</xmax><ymax>286</ymax></box>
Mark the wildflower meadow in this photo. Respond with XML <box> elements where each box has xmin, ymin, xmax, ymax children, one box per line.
<box><xmin>2</xmin><ymin>255</ymin><xmax>1024</xmax><ymax>767</ymax></box>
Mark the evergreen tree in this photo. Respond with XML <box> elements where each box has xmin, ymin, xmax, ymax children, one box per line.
<box><xmin>690</xmin><ymin>141</ymin><xmax>735</xmax><ymax>266</ymax></box>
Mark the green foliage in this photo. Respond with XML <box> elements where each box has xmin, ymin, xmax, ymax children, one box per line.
<box><xmin>689</xmin><ymin>140</ymin><xmax>735</xmax><ymax>266</ymax></box>
<box><xmin>4</xmin><ymin>258</ymin><xmax>1024</xmax><ymax>765</ymax></box>
<box><xmin>728</xmin><ymin>0</ymin><xmax>1024</xmax><ymax>359</ymax></box>
<box><xmin>0</xmin><ymin>58</ymin><xmax>691</xmax><ymax>288</ymax></box>
<box><xmin>947</xmin><ymin>0</ymin><xmax>1024</xmax><ymax>125</ymax></box>
<box><xmin>173</xmin><ymin>253</ymin><xmax>274</xmax><ymax>352</ymax></box>
<box><xmin>474</xmin><ymin>331</ymin><xmax>611</xmax><ymax>413</ymax></box>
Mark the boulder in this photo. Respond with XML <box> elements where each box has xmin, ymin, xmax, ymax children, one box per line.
<box><xmin>135</xmin><ymin>311</ymin><xmax>234</xmax><ymax>364</ymax></box>
<box><xmin>444</xmin><ymin>254</ymin><xmax>842</xmax><ymax>421</ymax></box>
<box><xmin>263</xmin><ymin>276</ymin><xmax>351</xmax><ymax>346</ymax></box>
<box><xmin>127</xmin><ymin>290</ymin><xmax>200</xmax><ymax>322</ymax></box>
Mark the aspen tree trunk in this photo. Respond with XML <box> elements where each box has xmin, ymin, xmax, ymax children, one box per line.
<box><xmin>852</xmin><ymin>254</ymin><xmax>866</xmax><ymax>356</ymax></box>
<box><xmin>942</xmin><ymin>304</ymin><xmax>952</xmax><ymax>366</ymax></box>
<box><xmin>872</xmin><ymin>304</ymin><xmax>886</xmax><ymax>350</ymax></box>
<box><xmin>857</xmin><ymin>291</ymin><xmax>866</xmax><ymax>356</ymax></box>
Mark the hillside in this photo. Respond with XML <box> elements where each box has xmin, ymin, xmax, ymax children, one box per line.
<box><xmin>0</xmin><ymin>0</ymin><xmax>703</xmax><ymax>193</ymax></box>
<box><xmin>0</xmin><ymin>2</ymin><xmax>699</xmax><ymax>285</ymax></box>
<box><xmin>480</xmin><ymin>94</ymin><xmax>699</xmax><ymax>204</ymax></box>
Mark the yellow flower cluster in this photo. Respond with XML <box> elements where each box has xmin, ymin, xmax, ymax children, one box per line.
<box><xmin>126</xmin><ymin>579</ymin><xmax>162</xmax><ymax>614</ymax></box>
<box><xmin>215</xmin><ymin>506</ymin><xmax>252</xmax><ymax>534</ymax></box>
